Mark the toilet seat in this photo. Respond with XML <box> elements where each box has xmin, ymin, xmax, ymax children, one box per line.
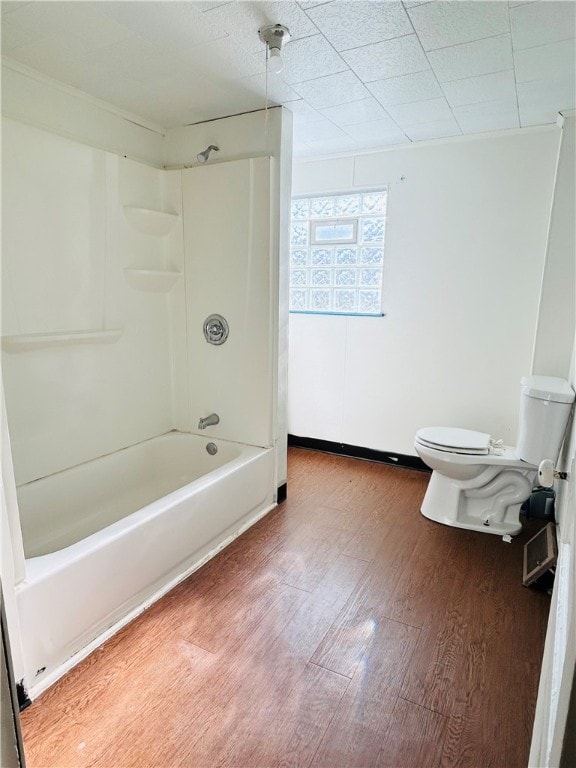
<box><xmin>415</xmin><ymin>427</ymin><xmax>491</xmax><ymax>455</ymax></box>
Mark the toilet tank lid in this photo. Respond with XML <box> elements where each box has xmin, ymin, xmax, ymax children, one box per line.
<box><xmin>521</xmin><ymin>376</ymin><xmax>575</xmax><ymax>404</ymax></box>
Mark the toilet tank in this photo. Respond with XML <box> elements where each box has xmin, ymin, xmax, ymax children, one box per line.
<box><xmin>516</xmin><ymin>376</ymin><xmax>575</xmax><ymax>465</ymax></box>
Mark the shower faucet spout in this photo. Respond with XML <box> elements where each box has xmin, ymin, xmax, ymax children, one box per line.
<box><xmin>198</xmin><ymin>413</ymin><xmax>220</xmax><ymax>430</ymax></box>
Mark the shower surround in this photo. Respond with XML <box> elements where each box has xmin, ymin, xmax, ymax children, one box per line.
<box><xmin>1</xmin><ymin>109</ymin><xmax>290</xmax><ymax>698</ymax></box>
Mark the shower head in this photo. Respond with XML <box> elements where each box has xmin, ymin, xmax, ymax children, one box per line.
<box><xmin>197</xmin><ymin>145</ymin><xmax>220</xmax><ymax>164</ymax></box>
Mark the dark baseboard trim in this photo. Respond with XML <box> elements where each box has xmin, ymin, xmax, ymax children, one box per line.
<box><xmin>277</xmin><ymin>483</ymin><xmax>287</xmax><ymax>503</ymax></box>
<box><xmin>288</xmin><ymin>435</ymin><xmax>430</xmax><ymax>472</ymax></box>
<box><xmin>17</xmin><ymin>681</ymin><xmax>31</xmax><ymax>712</ymax></box>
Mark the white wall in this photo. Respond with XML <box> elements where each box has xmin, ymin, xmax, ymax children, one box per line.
<box><xmin>289</xmin><ymin>127</ymin><xmax>560</xmax><ymax>455</ymax></box>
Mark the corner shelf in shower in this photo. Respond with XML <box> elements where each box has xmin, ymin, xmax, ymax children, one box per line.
<box><xmin>123</xmin><ymin>206</ymin><xmax>180</xmax><ymax>237</ymax></box>
<box><xmin>123</xmin><ymin>268</ymin><xmax>182</xmax><ymax>292</ymax></box>
<box><xmin>1</xmin><ymin>328</ymin><xmax>123</xmax><ymax>352</ymax></box>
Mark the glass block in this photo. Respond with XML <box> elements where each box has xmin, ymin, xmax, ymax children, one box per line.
<box><xmin>290</xmin><ymin>222</ymin><xmax>308</xmax><ymax>247</ymax></box>
<box><xmin>360</xmin><ymin>268</ymin><xmax>381</xmax><ymax>287</ymax></box>
<box><xmin>360</xmin><ymin>217</ymin><xmax>385</xmax><ymax>243</ymax></box>
<box><xmin>290</xmin><ymin>269</ymin><xmax>307</xmax><ymax>287</ymax></box>
<box><xmin>362</xmin><ymin>191</ymin><xmax>387</xmax><ymax>214</ymax></box>
<box><xmin>310</xmin><ymin>196</ymin><xmax>335</xmax><ymax>218</ymax></box>
<box><xmin>290</xmin><ymin>289</ymin><xmax>307</xmax><ymax>311</ymax></box>
<box><xmin>334</xmin><ymin>290</ymin><xmax>356</xmax><ymax>313</ymax></box>
<box><xmin>360</xmin><ymin>247</ymin><xmax>384</xmax><ymax>265</ymax></box>
<box><xmin>359</xmin><ymin>289</ymin><xmax>381</xmax><ymax>314</ymax></box>
<box><xmin>290</xmin><ymin>249</ymin><xmax>308</xmax><ymax>267</ymax></box>
<box><xmin>335</xmin><ymin>248</ymin><xmax>358</xmax><ymax>265</ymax></box>
<box><xmin>311</xmin><ymin>248</ymin><xmax>333</xmax><ymax>266</ymax></box>
<box><xmin>311</xmin><ymin>268</ymin><xmax>331</xmax><ymax>287</ymax></box>
<box><xmin>312</xmin><ymin>221</ymin><xmax>356</xmax><ymax>243</ymax></box>
<box><xmin>334</xmin><ymin>194</ymin><xmax>361</xmax><ymax>216</ymax></box>
<box><xmin>335</xmin><ymin>268</ymin><xmax>356</xmax><ymax>286</ymax></box>
<box><xmin>310</xmin><ymin>289</ymin><xmax>331</xmax><ymax>312</ymax></box>
<box><xmin>291</xmin><ymin>199</ymin><xmax>309</xmax><ymax>220</ymax></box>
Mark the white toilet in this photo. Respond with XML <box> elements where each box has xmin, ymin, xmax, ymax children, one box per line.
<box><xmin>415</xmin><ymin>376</ymin><xmax>574</xmax><ymax>536</ymax></box>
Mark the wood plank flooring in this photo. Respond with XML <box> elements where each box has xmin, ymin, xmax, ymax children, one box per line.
<box><xmin>20</xmin><ymin>448</ymin><xmax>551</xmax><ymax>768</ymax></box>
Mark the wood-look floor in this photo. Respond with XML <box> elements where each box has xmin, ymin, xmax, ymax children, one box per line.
<box><xmin>21</xmin><ymin>448</ymin><xmax>551</xmax><ymax>768</ymax></box>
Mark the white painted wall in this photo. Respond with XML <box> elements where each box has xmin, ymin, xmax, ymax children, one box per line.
<box><xmin>289</xmin><ymin>127</ymin><xmax>560</xmax><ymax>455</ymax></box>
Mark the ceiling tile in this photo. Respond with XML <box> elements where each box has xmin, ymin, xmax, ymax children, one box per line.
<box><xmin>367</xmin><ymin>69</ymin><xmax>442</xmax><ymax>106</ymax></box>
<box><xmin>185</xmin><ymin>38</ymin><xmax>265</xmax><ymax>80</ymax></box>
<box><xmin>453</xmin><ymin>98</ymin><xmax>520</xmax><ymax>133</ymax></box>
<box><xmin>3</xmin><ymin>0</ymin><xmax>575</xmax><ymax>155</ymax></box>
<box><xmin>320</xmin><ymin>97</ymin><xmax>391</xmax><ymax>126</ymax></box>
<box><xmin>342</xmin><ymin>34</ymin><xmax>430</xmax><ymax>82</ymax></box>
<box><xmin>385</xmin><ymin>97</ymin><xmax>454</xmax><ymax>127</ymax></box>
<box><xmin>238</xmin><ymin>73</ymin><xmax>301</xmax><ymax>104</ymax></box>
<box><xmin>293</xmin><ymin>116</ymin><xmax>350</xmax><ymax>142</ymax></box>
<box><xmin>5</xmin><ymin>2</ymin><xmax>133</xmax><ymax>56</ymax></box>
<box><xmin>408</xmin><ymin>1</ymin><xmax>510</xmax><ymax>51</ymax></box>
<box><xmin>291</xmin><ymin>70</ymin><xmax>370</xmax><ymax>109</ymax></box>
<box><xmin>1</xmin><ymin>2</ymin><xmax>31</xmax><ymax>16</ymax></box>
<box><xmin>280</xmin><ymin>34</ymin><xmax>348</xmax><ymax>84</ymax></box>
<box><xmin>306</xmin><ymin>1</ymin><xmax>412</xmax><ymax>52</ymax></box>
<box><xmin>202</xmin><ymin>1</ymin><xmax>319</xmax><ymax>55</ymax></box>
<box><xmin>5</xmin><ymin>40</ymin><xmax>92</xmax><ymax>88</ymax></box>
<box><xmin>514</xmin><ymin>38</ymin><xmax>576</xmax><ymax>83</ymax></box>
<box><xmin>80</xmin><ymin>36</ymin><xmax>193</xmax><ymax>83</ymax></box>
<box><xmin>298</xmin><ymin>135</ymin><xmax>361</xmax><ymax>157</ymax></box>
<box><xmin>428</xmin><ymin>34</ymin><xmax>513</xmax><ymax>81</ymax></box>
<box><xmin>354</xmin><ymin>134</ymin><xmax>411</xmax><ymax>152</ymax></box>
<box><xmin>404</xmin><ymin>117</ymin><xmax>462</xmax><ymax>140</ymax></box>
<box><xmin>442</xmin><ymin>69</ymin><xmax>516</xmax><ymax>107</ymax></box>
<box><xmin>518</xmin><ymin>79</ymin><xmax>576</xmax><ymax>125</ymax></box>
<box><xmin>98</xmin><ymin>2</ymin><xmax>228</xmax><ymax>50</ymax></box>
<box><xmin>194</xmin><ymin>1</ymin><xmax>233</xmax><ymax>10</ymax></box>
<box><xmin>1</xmin><ymin>18</ymin><xmax>46</xmax><ymax>53</ymax></box>
<box><xmin>285</xmin><ymin>99</ymin><xmax>327</xmax><ymax>125</ymax></box>
<box><xmin>343</xmin><ymin>118</ymin><xmax>407</xmax><ymax>142</ymax></box>
<box><xmin>298</xmin><ymin>0</ymin><xmax>334</xmax><ymax>9</ymax></box>
<box><xmin>510</xmin><ymin>0</ymin><xmax>576</xmax><ymax>51</ymax></box>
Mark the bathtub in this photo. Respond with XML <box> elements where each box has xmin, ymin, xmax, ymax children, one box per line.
<box><xmin>15</xmin><ymin>432</ymin><xmax>275</xmax><ymax>697</ymax></box>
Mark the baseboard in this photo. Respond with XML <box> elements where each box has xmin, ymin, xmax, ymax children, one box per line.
<box><xmin>288</xmin><ymin>435</ymin><xmax>429</xmax><ymax>472</ymax></box>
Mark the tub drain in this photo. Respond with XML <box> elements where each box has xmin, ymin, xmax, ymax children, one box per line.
<box><xmin>206</xmin><ymin>442</ymin><xmax>218</xmax><ymax>456</ymax></box>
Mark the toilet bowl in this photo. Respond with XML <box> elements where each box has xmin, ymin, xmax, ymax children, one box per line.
<box><xmin>415</xmin><ymin>376</ymin><xmax>574</xmax><ymax>537</ymax></box>
<box><xmin>415</xmin><ymin>427</ymin><xmax>535</xmax><ymax>535</ymax></box>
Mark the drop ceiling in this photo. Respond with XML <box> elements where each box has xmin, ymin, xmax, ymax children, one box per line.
<box><xmin>2</xmin><ymin>0</ymin><xmax>575</xmax><ymax>158</ymax></box>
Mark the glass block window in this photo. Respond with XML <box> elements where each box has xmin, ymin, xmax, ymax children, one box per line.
<box><xmin>289</xmin><ymin>189</ymin><xmax>387</xmax><ymax>316</ymax></box>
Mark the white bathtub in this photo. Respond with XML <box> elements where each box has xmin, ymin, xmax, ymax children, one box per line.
<box><xmin>15</xmin><ymin>432</ymin><xmax>275</xmax><ymax>697</ymax></box>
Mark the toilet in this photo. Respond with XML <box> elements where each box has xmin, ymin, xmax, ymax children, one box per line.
<box><xmin>415</xmin><ymin>375</ymin><xmax>575</xmax><ymax>536</ymax></box>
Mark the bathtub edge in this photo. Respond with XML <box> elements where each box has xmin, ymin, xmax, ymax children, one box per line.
<box><xmin>24</xmin><ymin>499</ymin><xmax>277</xmax><ymax>701</ymax></box>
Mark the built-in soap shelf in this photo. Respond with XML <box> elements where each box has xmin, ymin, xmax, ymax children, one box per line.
<box><xmin>1</xmin><ymin>328</ymin><xmax>123</xmax><ymax>352</ymax></box>
<box><xmin>123</xmin><ymin>206</ymin><xmax>180</xmax><ymax>237</ymax></box>
<box><xmin>123</xmin><ymin>268</ymin><xmax>182</xmax><ymax>292</ymax></box>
